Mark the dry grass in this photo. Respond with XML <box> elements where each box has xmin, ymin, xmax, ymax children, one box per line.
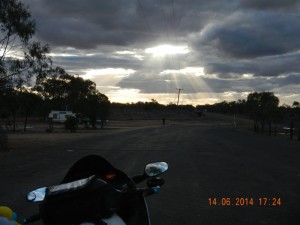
<box><xmin>2</xmin><ymin>113</ymin><xmax>253</xmax><ymax>153</ymax></box>
<box><xmin>3</xmin><ymin>120</ymin><xmax>164</xmax><ymax>153</ymax></box>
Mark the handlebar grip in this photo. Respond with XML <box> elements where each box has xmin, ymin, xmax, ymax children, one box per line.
<box><xmin>23</xmin><ymin>214</ymin><xmax>41</xmax><ymax>224</ymax></box>
<box><xmin>136</xmin><ymin>187</ymin><xmax>160</xmax><ymax>196</ymax></box>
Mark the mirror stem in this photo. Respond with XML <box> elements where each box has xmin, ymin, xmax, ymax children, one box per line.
<box><xmin>132</xmin><ymin>174</ymin><xmax>147</xmax><ymax>184</ymax></box>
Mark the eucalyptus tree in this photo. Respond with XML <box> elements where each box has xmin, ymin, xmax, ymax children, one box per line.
<box><xmin>80</xmin><ymin>92</ymin><xmax>110</xmax><ymax>129</ymax></box>
<box><xmin>246</xmin><ymin>92</ymin><xmax>280</xmax><ymax>133</ymax></box>
<box><xmin>35</xmin><ymin>70</ymin><xmax>111</xmax><ymax>127</ymax></box>
<box><xmin>18</xmin><ymin>90</ymin><xmax>42</xmax><ymax>132</ymax></box>
<box><xmin>0</xmin><ymin>0</ymin><xmax>51</xmax><ymax>92</ymax></box>
<box><xmin>35</xmin><ymin>69</ymin><xmax>98</xmax><ymax>112</ymax></box>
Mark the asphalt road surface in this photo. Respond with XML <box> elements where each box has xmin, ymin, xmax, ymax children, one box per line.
<box><xmin>1</xmin><ymin>124</ymin><xmax>300</xmax><ymax>225</ymax></box>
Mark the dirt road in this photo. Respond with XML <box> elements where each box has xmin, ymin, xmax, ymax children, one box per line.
<box><xmin>1</xmin><ymin>124</ymin><xmax>299</xmax><ymax>225</ymax></box>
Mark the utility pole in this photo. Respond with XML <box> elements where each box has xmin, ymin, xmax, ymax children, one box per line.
<box><xmin>176</xmin><ymin>88</ymin><xmax>183</xmax><ymax>106</ymax></box>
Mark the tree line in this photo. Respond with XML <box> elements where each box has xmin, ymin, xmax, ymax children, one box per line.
<box><xmin>0</xmin><ymin>68</ymin><xmax>110</xmax><ymax>131</ymax></box>
<box><xmin>0</xmin><ymin>0</ymin><xmax>110</xmax><ymax>135</ymax></box>
<box><xmin>197</xmin><ymin>92</ymin><xmax>300</xmax><ymax>135</ymax></box>
<box><xmin>111</xmin><ymin>99</ymin><xmax>195</xmax><ymax>112</ymax></box>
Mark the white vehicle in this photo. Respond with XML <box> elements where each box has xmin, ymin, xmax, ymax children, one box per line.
<box><xmin>48</xmin><ymin>111</ymin><xmax>76</xmax><ymax>123</ymax></box>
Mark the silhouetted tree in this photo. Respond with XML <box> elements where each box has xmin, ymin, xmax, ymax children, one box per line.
<box><xmin>292</xmin><ymin>101</ymin><xmax>300</xmax><ymax>109</ymax></box>
<box><xmin>1</xmin><ymin>0</ymin><xmax>51</xmax><ymax>92</ymax></box>
<box><xmin>2</xmin><ymin>91</ymin><xmax>19</xmax><ymax>132</ymax></box>
<box><xmin>64</xmin><ymin>116</ymin><xmax>78</xmax><ymax>132</ymax></box>
<box><xmin>80</xmin><ymin>92</ymin><xmax>110</xmax><ymax>129</ymax></box>
<box><xmin>18</xmin><ymin>90</ymin><xmax>42</xmax><ymax>132</ymax></box>
<box><xmin>246</xmin><ymin>92</ymin><xmax>279</xmax><ymax>133</ymax></box>
<box><xmin>35</xmin><ymin>70</ymin><xmax>111</xmax><ymax>127</ymax></box>
<box><xmin>35</xmin><ymin>69</ymin><xmax>98</xmax><ymax>113</ymax></box>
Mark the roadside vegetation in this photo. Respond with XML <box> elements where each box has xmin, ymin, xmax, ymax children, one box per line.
<box><xmin>197</xmin><ymin>92</ymin><xmax>300</xmax><ymax>139</ymax></box>
<box><xmin>0</xmin><ymin>0</ymin><xmax>110</xmax><ymax>150</ymax></box>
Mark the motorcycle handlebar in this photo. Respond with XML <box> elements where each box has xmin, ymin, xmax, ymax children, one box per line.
<box><xmin>22</xmin><ymin>187</ymin><xmax>160</xmax><ymax>224</ymax></box>
<box><xmin>135</xmin><ymin>187</ymin><xmax>160</xmax><ymax>196</ymax></box>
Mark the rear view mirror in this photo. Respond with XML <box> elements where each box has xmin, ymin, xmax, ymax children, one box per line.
<box><xmin>27</xmin><ymin>187</ymin><xmax>47</xmax><ymax>202</ymax></box>
<box><xmin>145</xmin><ymin>162</ymin><xmax>168</xmax><ymax>177</ymax></box>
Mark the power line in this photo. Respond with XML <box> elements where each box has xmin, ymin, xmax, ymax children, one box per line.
<box><xmin>137</xmin><ymin>0</ymin><xmax>153</xmax><ymax>37</ymax></box>
<box><xmin>176</xmin><ymin>88</ymin><xmax>183</xmax><ymax>105</ymax></box>
<box><xmin>171</xmin><ymin>0</ymin><xmax>176</xmax><ymax>38</ymax></box>
<box><xmin>160</xmin><ymin>0</ymin><xmax>170</xmax><ymax>40</ymax></box>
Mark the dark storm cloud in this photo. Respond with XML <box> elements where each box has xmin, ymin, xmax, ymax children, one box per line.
<box><xmin>28</xmin><ymin>0</ymin><xmax>214</xmax><ymax>49</ymax></box>
<box><xmin>27</xmin><ymin>0</ymin><xmax>238</xmax><ymax>49</ymax></box>
<box><xmin>49</xmin><ymin>46</ymin><xmax>144</xmax><ymax>73</ymax></box>
<box><xmin>240</xmin><ymin>0</ymin><xmax>300</xmax><ymax>10</ymax></box>
<box><xmin>204</xmin><ymin>52</ymin><xmax>300</xmax><ymax>78</ymax></box>
<box><xmin>52</xmin><ymin>54</ymin><xmax>136</xmax><ymax>72</ymax></box>
<box><xmin>275</xmin><ymin>73</ymin><xmax>300</xmax><ymax>86</ymax></box>
<box><xmin>118</xmin><ymin>70</ymin><xmax>300</xmax><ymax>95</ymax></box>
<box><xmin>196</xmin><ymin>11</ymin><xmax>300</xmax><ymax>59</ymax></box>
<box><xmin>27</xmin><ymin>0</ymin><xmax>153</xmax><ymax>49</ymax></box>
<box><xmin>23</xmin><ymin>0</ymin><xmax>300</xmax><ymax>104</ymax></box>
<box><xmin>28</xmin><ymin>0</ymin><xmax>300</xmax><ymax>59</ymax></box>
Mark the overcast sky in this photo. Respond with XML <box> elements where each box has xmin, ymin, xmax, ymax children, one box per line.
<box><xmin>26</xmin><ymin>0</ymin><xmax>300</xmax><ymax>105</ymax></box>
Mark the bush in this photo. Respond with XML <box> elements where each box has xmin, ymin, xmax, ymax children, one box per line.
<box><xmin>64</xmin><ymin>116</ymin><xmax>78</xmax><ymax>132</ymax></box>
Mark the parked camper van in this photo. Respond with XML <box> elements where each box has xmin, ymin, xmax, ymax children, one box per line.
<box><xmin>48</xmin><ymin>110</ymin><xmax>76</xmax><ymax>123</ymax></box>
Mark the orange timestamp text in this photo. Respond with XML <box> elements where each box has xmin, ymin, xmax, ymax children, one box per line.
<box><xmin>208</xmin><ymin>197</ymin><xmax>282</xmax><ymax>206</ymax></box>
